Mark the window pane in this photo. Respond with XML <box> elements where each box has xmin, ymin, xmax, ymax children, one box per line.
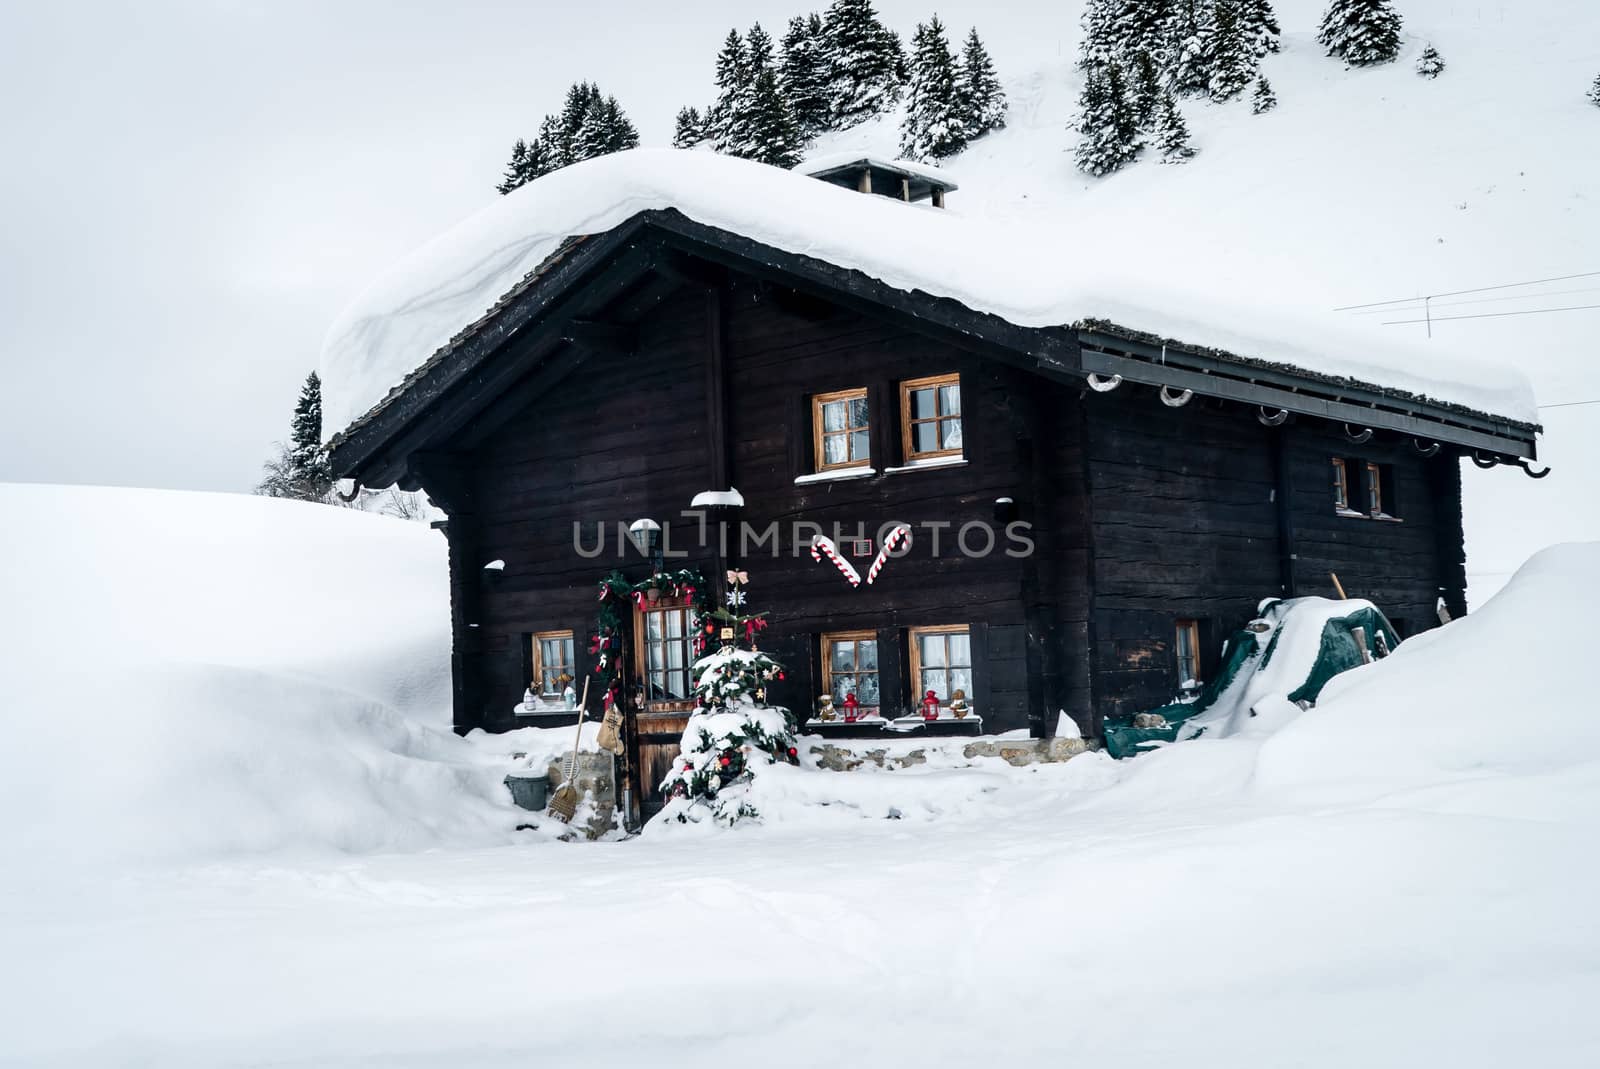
<box><xmin>560</xmin><ymin>637</ymin><xmax>574</xmax><ymax>668</ymax></box>
<box><xmin>667</xmin><ymin>609</ymin><xmax>684</xmax><ymax>640</ymax></box>
<box><xmin>667</xmin><ymin>639</ymin><xmax>684</xmax><ymax>671</ymax></box>
<box><xmin>850</xmin><ymin>430</ymin><xmax>870</xmax><ymax>462</ymax></box>
<box><xmin>910</xmin><ymin>387</ymin><xmax>936</xmax><ymax>419</ymax></box>
<box><xmin>647</xmin><ymin>641</ymin><xmax>663</xmax><ymax>671</ymax></box>
<box><xmin>824</xmin><ymin>432</ymin><xmax>848</xmax><ymax>465</ymax></box>
<box><xmin>857</xmin><ymin>639</ymin><xmax>878</xmax><ymax>671</ymax></box>
<box><xmin>667</xmin><ymin>669</ymin><xmax>687</xmax><ymax>700</ymax></box>
<box><xmin>948</xmin><ymin>668</ymin><xmax>972</xmax><ymax>698</ymax></box>
<box><xmin>939</xmin><ymin>383</ymin><xmax>960</xmax><ymax>416</ymax></box>
<box><xmin>858</xmin><ymin>673</ymin><xmax>880</xmax><ymax>706</ymax></box>
<box><xmin>822</xmin><ymin>399</ymin><xmax>846</xmax><ymax>432</ymax></box>
<box><xmin>940</xmin><ymin>418</ymin><xmax>963</xmax><ymax>450</ymax></box>
<box><xmin>833</xmin><ymin>675</ymin><xmax>855</xmax><ymax>703</ymax></box>
<box><xmin>920</xmin><ymin>669</ymin><xmax>944</xmax><ymax>701</ymax></box>
<box><xmin>913</xmin><ymin>422</ymin><xmax>938</xmax><ymax>454</ymax></box>
<box><xmin>919</xmin><ymin>634</ymin><xmax>945</xmax><ymax>668</ymax></box>
<box><xmin>848</xmin><ymin>396</ymin><xmax>869</xmax><ymax>429</ymax></box>
<box><xmin>948</xmin><ymin>632</ymin><xmax>971</xmax><ymax>667</ymax></box>
<box><xmin>648</xmin><ymin>613</ymin><xmax>662</xmax><ymax>642</ymax></box>
<box><xmin>830</xmin><ymin>640</ymin><xmax>855</xmax><ymax>673</ymax></box>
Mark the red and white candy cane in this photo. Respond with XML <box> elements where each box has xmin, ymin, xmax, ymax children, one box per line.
<box><xmin>809</xmin><ymin>535</ymin><xmax>862</xmax><ymax>588</ymax></box>
<box><xmin>866</xmin><ymin>525</ymin><xmax>911</xmax><ymax>585</ymax></box>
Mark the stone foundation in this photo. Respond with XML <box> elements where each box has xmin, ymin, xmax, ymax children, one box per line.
<box><xmin>545</xmin><ymin>752</ymin><xmax>618</xmax><ymax>840</ymax></box>
<box><xmin>807</xmin><ymin>735</ymin><xmax>1095</xmax><ymax>772</ymax></box>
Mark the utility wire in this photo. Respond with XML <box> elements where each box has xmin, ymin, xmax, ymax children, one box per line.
<box><xmin>1344</xmin><ymin>285</ymin><xmax>1600</xmax><ymax>316</ymax></box>
<box><xmin>1381</xmin><ymin>303</ymin><xmax>1600</xmax><ymax>326</ymax></box>
<box><xmin>1334</xmin><ymin>270</ymin><xmax>1600</xmax><ymax>312</ymax></box>
<box><xmin>1539</xmin><ymin>398</ymin><xmax>1600</xmax><ymax>410</ymax></box>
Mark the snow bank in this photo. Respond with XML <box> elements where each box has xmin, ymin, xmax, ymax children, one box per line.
<box><xmin>0</xmin><ymin>483</ymin><xmax>520</xmax><ymax>869</ymax></box>
<box><xmin>321</xmin><ymin>148</ymin><xmax>1535</xmax><ymax>439</ymax></box>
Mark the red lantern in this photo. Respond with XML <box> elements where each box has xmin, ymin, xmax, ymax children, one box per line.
<box><xmin>922</xmin><ymin>689</ymin><xmax>941</xmax><ymax>721</ymax></box>
<box><xmin>843</xmin><ymin>692</ymin><xmax>860</xmax><ymax>722</ymax></box>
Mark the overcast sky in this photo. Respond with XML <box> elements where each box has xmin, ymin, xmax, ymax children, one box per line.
<box><xmin>0</xmin><ymin>0</ymin><xmax>1075</xmax><ymax>493</ymax></box>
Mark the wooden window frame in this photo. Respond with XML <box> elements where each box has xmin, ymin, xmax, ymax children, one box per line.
<box><xmin>907</xmin><ymin>624</ymin><xmax>973</xmax><ymax>706</ymax></box>
<box><xmin>899</xmin><ymin>373</ymin><xmax>963</xmax><ymax>462</ymax></box>
<box><xmin>1332</xmin><ymin>457</ymin><xmax>1351</xmax><ymax>512</ymax></box>
<box><xmin>811</xmin><ymin>387</ymin><xmax>872</xmax><ymax>471</ymax></box>
<box><xmin>531</xmin><ymin>629</ymin><xmax>575</xmax><ymax>697</ymax></box>
<box><xmin>633</xmin><ymin>596</ymin><xmax>696</xmax><ymax>712</ymax></box>
<box><xmin>1174</xmin><ymin>619</ymin><xmax>1202</xmax><ymax>687</ymax></box>
<box><xmin>1364</xmin><ymin>461</ymin><xmax>1384</xmax><ymax>517</ymax></box>
<box><xmin>821</xmin><ymin>630</ymin><xmax>881</xmax><ymax>714</ymax></box>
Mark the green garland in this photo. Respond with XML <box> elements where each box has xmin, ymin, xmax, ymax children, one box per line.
<box><xmin>589</xmin><ymin>567</ymin><xmax>712</xmax><ymax>706</ymax></box>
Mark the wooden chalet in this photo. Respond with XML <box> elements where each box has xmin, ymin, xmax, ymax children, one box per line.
<box><xmin>325</xmin><ymin>153</ymin><xmax>1541</xmax><ymax>818</ymax></box>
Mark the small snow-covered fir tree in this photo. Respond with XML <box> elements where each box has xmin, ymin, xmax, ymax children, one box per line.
<box><xmin>1130</xmin><ymin>49</ymin><xmax>1164</xmax><ymax>127</ymax></box>
<box><xmin>955</xmin><ymin>28</ymin><xmax>1007</xmax><ymax>138</ymax></box>
<box><xmin>900</xmin><ymin>16</ymin><xmax>966</xmax><ymax>161</ymax></box>
<box><xmin>1208</xmin><ymin>0</ymin><xmax>1260</xmax><ymax>102</ymax></box>
<box><xmin>1415</xmin><ymin>44</ymin><xmax>1444</xmax><ymax>79</ymax></box>
<box><xmin>672</xmin><ymin>106</ymin><xmax>706</xmax><ymax>149</ymax></box>
<box><xmin>1590</xmin><ymin>74</ymin><xmax>1600</xmax><ymax>108</ymax></box>
<box><xmin>743</xmin><ymin>67</ymin><xmax>803</xmax><ymax>167</ymax></box>
<box><xmin>780</xmin><ymin>14</ymin><xmax>832</xmax><ymax>141</ymax></box>
<box><xmin>573</xmin><ymin>94</ymin><xmax>639</xmax><ymax>160</ymax></box>
<box><xmin>256</xmin><ymin>371</ymin><xmax>332</xmax><ymax>501</ymax></box>
<box><xmin>821</xmin><ymin>0</ymin><xmax>905</xmax><ymax>129</ymax></box>
<box><xmin>1252</xmin><ymin>75</ymin><xmax>1278</xmax><ymax>113</ymax></box>
<box><xmin>549</xmin><ymin>81</ymin><xmax>601</xmax><ymax>166</ymax></box>
<box><xmin>1317</xmin><ymin>0</ymin><xmax>1404</xmax><ymax>67</ymax></box>
<box><xmin>496</xmin><ymin>139</ymin><xmax>530</xmax><ymax>195</ymax></box>
<box><xmin>1241</xmin><ymin>0</ymin><xmax>1282</xmax><ymax>57</ymax></box>
<box><xmin>1155</xmin><ymin>91</ymin><xmax>1196</xmax><ymax>162</ymax></box>
<box><xmin>709</xmin><ymin>29</ymin><xmax>752</xmax><ymax>154</ymax></box>
<box><xmin>1166</xmin><ymin>0</ymin><xmax>1215</xmax><ymax>96</ymax></box>
<box><xmin>1075</xmin><ymin>61</ymin><xmax>1144</xmax><ymax>177</ymax></box>
<box><xmin>656</xmin><ymin>573</ymin><xmax>799</xmax><ymax>827</ymax></box>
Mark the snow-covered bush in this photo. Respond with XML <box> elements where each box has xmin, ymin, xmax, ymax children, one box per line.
<box><xmin>1318</xmin><ymin>0</ymin><xmax>1403</xmax><ymax>67</ymax></box>
<box><xmin>655</xmin><ymin>645</ymin><xmax>800</xmax><ymax>827</ymax></box>
<box><xmin>1588</xmin><ymin>74</ymin><xmax>1600</xmax><ymax>108</ymax></box>
<box><xmin>1415</xmin><ymin>45</ymin><xmax>1445</xmax><ymax>79</ymax></box>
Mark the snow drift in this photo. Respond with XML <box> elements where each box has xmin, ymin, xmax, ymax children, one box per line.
<box><xmin>0</xmin><ymin>483</ymin><xmax>520</xmax><ymax>869</ymax></box>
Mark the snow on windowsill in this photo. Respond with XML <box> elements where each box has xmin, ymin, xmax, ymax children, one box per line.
<box><xmin>1336</xmin><ymin>507</ymin><xmax>1404</xmax><ymax>523</ymax></box>
<box><xmin>884</xmin><ymin>456</ymin><xmax>967</xmax><ymax>475</ymax></box>
<box><xmin>794</xmin><ymin>466</ymin><xmax>876</xmax><ymax>485</ymax></box>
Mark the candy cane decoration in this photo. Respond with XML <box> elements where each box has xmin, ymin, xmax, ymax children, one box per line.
<box><xmin>866</xmin><ymin>525</ymin><xmax>911</xmax><ymax>585</ymax></box>
<box><xmin>809</xmin><ymin>535</ymin><xmax>861</xmax><ymax>587</ymax></box>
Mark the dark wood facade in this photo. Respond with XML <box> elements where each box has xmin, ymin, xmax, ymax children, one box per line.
<box><xmin>327</xmin><ymin>208</ymin><xmax>1535</xmax><ymax>810</ymax></box>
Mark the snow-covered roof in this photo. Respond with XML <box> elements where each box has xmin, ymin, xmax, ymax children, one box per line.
<box><xmin>321</xmin><ymin>148</ymin><xmax>1537</xmax><ymax>441</ymax></box>
<box><xmin>797</xmin><ymin>151</ymin><xmax>959</xmax><ymax>191</ymax></box>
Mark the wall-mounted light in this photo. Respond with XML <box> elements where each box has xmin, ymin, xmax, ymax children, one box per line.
<box><xmin>628</xmin><ymin>517</ymin><xmax>663</xmax><ymax>571</ymax></box>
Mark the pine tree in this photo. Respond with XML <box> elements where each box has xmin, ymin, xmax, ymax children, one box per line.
<box><xmin>550</xmin><ymin>81</ymin><xmax>602</xmax><ymax>165</ymax></box>
<box><xmin>744</xmin><ymin>67</ymin><xmax>803</xmax><ymax>167</ymax></box>
<box><xmin>709</xmin><ymin>29</ymin><xmax>752</xmax><ymax>153</ymax></box>
<box><xmin>955</xmin><ymin>28</ymin><xmax>1007</xmax><ymax>138</ymax></box>
<box><xmin>1590</xmin><ymin>74</ymin><xmax>1600</xmax><ymax>108</ymax></box>
<box><xmin>1167</xmin><ymin>0</ymin><xmax>1215</xmax><ymax>96</ymax></box>
<box><xmin>1074</xmin><ymin>61</ymin><xmax>1144</xmax><ymax>177</ymax></box>
<box><xmin>1318</xmin><ymin>0</ymin><xmax>1404</xmax><ymax>67</ymax></box>
<box><xmin>257</xmin><ymin>372</ymin><xmax>332</xmax><ymax>501</ymax></box>
<box><xmin>1208</xmin><ymin>0</ymin><xmax>1259</xmax><ymax>102</ymax></box>
<box><xmin>574</xmin><ymin>94</ymin><xmax>639</xmax><ymax>159</ymax></box>
<box><xmin>900</xmin><ymin>17</ymin><xmax>966</xmax><ymax>161</ymax></box>
<box><xmin>496</xmin><ymin>139</ymin><xmax>530</xmax><ymax>195</ymax></box>
<box><xmin>1114</xmin><ymin>0</ymin><xmax>1174</xmax><ymax>65</ymax></box>
<box><xmin>1252</xmin><ymin>75</ymin><xmax>1278</xmax><ymax>113</ymax></box>
<box><xmin>780</xmin><ymin>14</ymin><xmax>832</xmax><ymax>141</ymax></box>
<box><xmin>1415</xmin><ymin>44</ymin><xmax>1444</xmax><ymax>78</ymax></box>
<box><xmin>673</xmin><ymin>107</ymin><xmax>706</xmax><ymax>149</ymax></box>
<box><xmin>1240</xmin><ymin>0</ymin><xmax>1282</xmax><ymax>57</ymax></box>
<box><xmin>1131</xmin><ymin>49</ymin><xmax>1164</xmax><ymax>127</ymax></box>
<box><xmin>1154</xmin><ymin>91</ymin><xmax>1196</xmax><ymax>162</ymax></box>
<box><xmin>821</xmin><ymin>0</ymin><xmax>906</xmax><ymax>129</ymax></box>
<box><xmin>1079</xmin><ymin>0</ymin><xmax>1122</xmax><ymax>68</ymax></box>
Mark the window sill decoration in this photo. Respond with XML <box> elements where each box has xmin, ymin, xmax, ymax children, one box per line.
<box><xmin>512</xmin><ymin>688</ymin><xmax>580</xmax><ymax>717</ymax></box>
<box><xmin>794</xmin><ymin>465</ymin><xmax>876</xmax><ymax>485</ymax></box>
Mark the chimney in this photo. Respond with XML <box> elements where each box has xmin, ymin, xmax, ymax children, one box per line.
<box><xmin>802</xmin><ymin>156</ymin><xmax>957</xmax><ymax>208</ymax></box>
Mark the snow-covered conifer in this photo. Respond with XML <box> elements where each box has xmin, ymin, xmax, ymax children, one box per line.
<box><xmin>672</xmin><ymin>107</ymin><xmax>706</xmax><ymax>149</ymax></box>
<box><xmin>1131</xmin><ymin>49</ymin><xmax>1164</xmax><ymax>127</ymax></box>
<box><xmin>1317</xmin><ymin>0</ymin><xmax>1404</xmax><ymax>67</ymax></box>
<box><xmin>1166</xmin><ymin>0</ymin><xmax>1215</xmax><ymax>96</ymax></box>
<box><xmin>709</xmin><ymin>29</ymin><xmax>752</xmax><ymax>154</ymax></box>
<box><xmin>1252</xmin><ymin>75</ymin><xmax>1278</xmax><ymax>113</ymax></box>
<box><xmin>744</xmin><ymin>67</ymin><xmax>803</xmax><ymax>168</ymax></box>
<box><xmin>900</xmin><ymin>16</ymin><xmax>966</xmax><ymax>161</ymax></box>
<box><xmin>955</xmin><ymin>28</ymin><xmax>1007</xmax><ymax>138</ymax></box>
<box><xmin>257</xmin><ymin>372</ymin><xmax>332</xmax><ymax>501</ymax></box>
<box><xmin>1074</xmin><ymin>61</ymin><xmax>1144</xmax><ymax>177</ymax></box>
<box><xmin>1154</xmin><ymin>91</ymin><xmax>1196</xmax><ymax>163</ymax></box>
<box><xmin>1208</xmin><ymin>0</ymin><xmax>1260</xmax><ymax>102</ymax></box>
<box><xmin>821</xmin><ymin>0</ymin><xmax>906</xmax><ymax>128</ymax></box>
<box><xmin>1590</xmin><ymin>74</ymin><xmax>1600</xmax><ymax>108</ymax></box>
<box><xmin>780</xmin><ymin>14</ymin><xmax>832</xmax><ymax>140</ymax></box>
<box><xmin>1114</xmin><ymin>0</ymin><xmax>1174</xmax><ymax>65</ymax></box>
<box><xmin>1240</xmin><ymin>0</ymin><xmax>1282</xmax><ymax>57</ymax></box>
<box><xmin>496</xmin><ymin>139</ymin><xmax>530</xmax><ymax>195</ymax></box>
<box><xmin>1079</xmin><ymin>0</ymin><xmax>1122</xmax><ymax>68</ymax></box>
<box><xmin>574</xmin><ymin>94</ymin><xmax>639</xmax><ymax>160</ymax></box>
<box><xmin>1415</xmin><ymin>44</ymin><xmax>1444</xmax><ymax>79</ymax></box>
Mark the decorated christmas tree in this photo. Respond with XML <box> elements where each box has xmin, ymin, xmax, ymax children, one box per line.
<box><xmin>656</xmin><ymin>570</ymin><xmax>800</xmax><ymax>827</ymax></box>
<box><xmin>1317</xmin><ymin>0</ymin><xmax>1404</xmax><ymax>67</ymax></box>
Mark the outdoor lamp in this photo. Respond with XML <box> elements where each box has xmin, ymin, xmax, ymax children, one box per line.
<box><xmin>628</xmin><ymin>517</ymin><xmax>663</xmax><ymax>569</ymax></box>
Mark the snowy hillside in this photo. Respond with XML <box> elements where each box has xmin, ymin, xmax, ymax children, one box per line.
<box><xmin>3</xmin><ymin>478</ymin><xmax>1598</xmax><ymax>1064</ymax></box>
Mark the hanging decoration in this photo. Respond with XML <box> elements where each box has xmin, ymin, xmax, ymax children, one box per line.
<box><xmin>809</xmin><ymin>535</ymin><xmax>862</xmax><ymax>587</ymax></box>
<box><xmin>865</xmin><ymin>525</ymin><xmax>911</xmax><ymax>585</ymax></box>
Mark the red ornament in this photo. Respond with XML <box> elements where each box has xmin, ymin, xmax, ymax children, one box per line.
<box><xmin>683</xmin><ymin>763</ymin><xmax>692</xmax><ymax>772</ymax></box>
<box><xmin>719</xmin><ymin>755</ymin><xmax>731</xmax><ymax>767</ymax></box>
<box><xmin>786</xmin><ymin>747</ymin><xmax>797</xmax><ymax>758</ymax></box>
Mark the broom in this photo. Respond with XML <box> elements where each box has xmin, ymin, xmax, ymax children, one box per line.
<box><xmin>548</xmin><ymin>676</ymin><xmax>591</xmax><ymax>823</ymax></box>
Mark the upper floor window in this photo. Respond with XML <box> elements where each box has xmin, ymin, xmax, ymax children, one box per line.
<box><xmin>812</xmin><ymin>388</ymin><xmax>871</xmax><ymax>471</ymax></box>
<box><xmin>822</xmin><ymin>630</ymin><xmax>880</xmax><ymax>715</ymax></box>
<box><xmin>1174</xmin><ymin>619</ymin><xmax>1201</xmax><ymax>688</ymax></box>
<box><xmin>909</xmin><ymin>624</ymin><xmax>972</xmax><ymax>704</ymax></box>
<box><xmin>1333</xmin><ymin>456</ymin><xmax>1399</xmax><ymax>519</ymax></box>
<box><xmin>900</xmin><ymin>373</ymin><xmax>962</xmax><ymax>462</ymax></box>
<box><xmin>1332</xmin><ymin>458</ymin><xmax>1351</xmax><ymax>512</ymax></box>
<box><xmin>634</xmin><ymin>598</ymin><xmax>695</xmax><ymax>710</ymax></box>
<box><xmin>1364</xmin><ymin>461</ymin><xmax>1385</xmax><ymax>516</ymax></box>
<box><xmin>531</xmin><ymin>630</ymin><xmax>575</xmax><ymax>697</ymax></box>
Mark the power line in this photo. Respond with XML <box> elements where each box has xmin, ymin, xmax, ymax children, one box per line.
<box><xmin>1380</xmin><ymin>303</ymin><xmax>1600</xmax><ymax>326</ymax></box>
<box><xmin>1344</xmin><ymin>285</ymin><xmax>1600</xmax><ymax>316</ymax></box>
<box><xmin>1334</xmin><ymin>270</ymin><xmax>1600</xmax><ymax>312</ymax></box>
<box><xmin>1539</xmin><ymin>398</ymin><xmax>1600</xmax><ymax>410</ymax></box>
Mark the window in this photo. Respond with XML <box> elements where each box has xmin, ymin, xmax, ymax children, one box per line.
<box><xmin>822</xmin><ymin>631</ymin><xmax>880</xmax><ymax>714</ymax></box>
<box><xmin>635</xmin><ymin>599</ymin><xmax>695</xmax><ymax>709</ymax></box>
<box><xmin>1364</xmin><ymin>461</ymin><xmax>1384</xmax><ymax>516</ymax></box>
<box><xmin>1175</xmin><ymin>619</ymin><xmax>1201</xmax><ymax>687</ymax></box>
<box><xmin>900</xmin><ymin>373</ymin><xmax>963</xmax><ymax>461</ymax></box>
<box><xmin>908</xmin><ymin>625</ymin><xmax>972</xmax><ymax>705</ymax></box>
<box><xmin>1332</xmin><ymin>458</ymin><xmax>1351</xmax><ymax>511</ymax></box>
<box><xmin>531</xmin><ymin>630</ymin><xmax>575</xmax><ymax>697</ymax></box>
<box><xmin>812</xmin><ymin>388</ymin><xmax>871</xmax><ymax>470</ymax></box>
